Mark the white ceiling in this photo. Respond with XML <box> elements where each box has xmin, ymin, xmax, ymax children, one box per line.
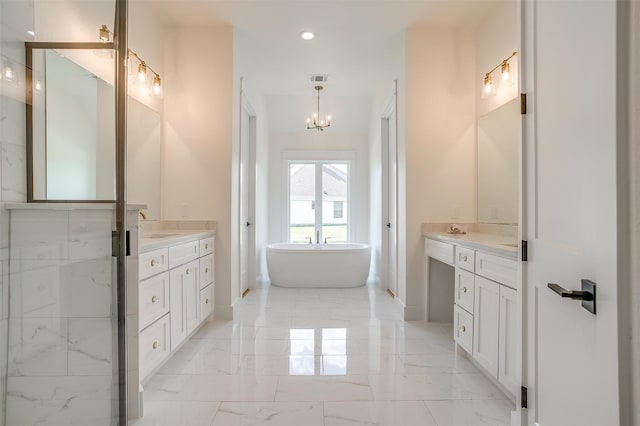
<box><xmin>142</xmin><ymin>0</ymin><xmax>496</xmax><ymax>132</ymax></box>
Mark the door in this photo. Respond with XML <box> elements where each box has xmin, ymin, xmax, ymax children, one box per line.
<box><xmin>382</xmin><ymin>87</ymin><xmax>398</xmax><ymax>297</ymax></box>
<box><xmin>524</xmin><ymin>0</ymin><xmax>620</xmax><ymax>424</ymax></box>
<box><xmin>239</xmin><ymin>94</ymin><xmax>255</xmax><ymax>297</ymax></box>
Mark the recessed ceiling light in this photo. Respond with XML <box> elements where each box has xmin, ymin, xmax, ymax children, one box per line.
<box><xmin>300</xmin><ymin>31</ymin><xmax>315</xmax><ymax>41</ymax></box>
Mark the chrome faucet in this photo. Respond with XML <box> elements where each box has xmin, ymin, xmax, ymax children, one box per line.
<box><xmin>324</xmin><ymin>236</ymin><xmax>331</xmax><ymax>244</ymax></box>
<box><xmin>316</xmin><ymin>229</ymin><xmax>320</xmax><ymax>244</ymax></box>
<box><xmin>306</xmin><ymin>237</ymin><xmax>313</xmax><ymax>244</ymax></box>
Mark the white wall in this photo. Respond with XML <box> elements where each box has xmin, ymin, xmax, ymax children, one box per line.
<box><xmin>403</xmin><ymin>27</ymin><xmax>476</xmax><ymax>319</ymax></box>
<box><xmin>475</xmin><ymin>0</ymin><xmax>519</xmax><ymax>118</ymax></box>
<box><xmin>267</xmin><ymin>132</ymin><xmax>370</xmax><ymax>247</ymax></box>
<box><xmin>163</xmin><ymin>26</ymin><xmax>234</xmax><ymax>317</ymax></box>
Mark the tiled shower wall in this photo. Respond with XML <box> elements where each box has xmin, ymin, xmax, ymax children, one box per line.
<box><xmin>5</xmin><ymin>207</ymin><xmax>115</xmax><ymax>425</ymax></box>
<box><xmin>1</xmin><ymin>1</ymin><xmax>33</xmax><ymax>424</ymax></box>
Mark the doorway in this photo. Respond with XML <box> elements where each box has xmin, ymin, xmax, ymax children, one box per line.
<box><xmin>381</xmin><ymin>85</ymin><xmax>398</xmax><ymax>298</ymax></box>
<box><xmin>239</xmin><ymin>91</ymin><xmax>256</xmax><ymax>298</ymax></box>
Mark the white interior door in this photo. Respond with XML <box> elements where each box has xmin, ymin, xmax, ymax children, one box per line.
<box><xmin>239</xmin><ymin>99</ymin><xmax>254</xmax><ymax>297</ymax></box>
<box><xmin>381</xmin><ymin>93</ymin><xmax>398</xmax><ymax>297</ymax></box>
<box><xmin>524</xmin><ymin>0</ymin><xmax>620</xmax><ymax>424</ymax></box>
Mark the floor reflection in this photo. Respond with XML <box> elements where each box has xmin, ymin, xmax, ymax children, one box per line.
<box><xmin>288</xmin><ymin>328</ymin><xmax>347</xmax><ymax>375</ymax></box>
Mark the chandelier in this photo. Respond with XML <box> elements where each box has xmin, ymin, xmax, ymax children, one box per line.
<box><xmin>306</xmin><ymin>85</ymin><xmax>331</xmax><ymax>131</ymax></box>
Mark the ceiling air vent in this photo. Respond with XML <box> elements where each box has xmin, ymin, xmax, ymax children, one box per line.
<box><xmin>310</xmin><ymin>75</ymin><xmax>328</xmax><ymax>82</ymax></box>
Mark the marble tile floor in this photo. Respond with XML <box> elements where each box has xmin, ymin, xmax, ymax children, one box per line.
<box><xmin>131</xmin><ymin>285</ymin><xmax>514</xmax><ymax>426</ymax></box>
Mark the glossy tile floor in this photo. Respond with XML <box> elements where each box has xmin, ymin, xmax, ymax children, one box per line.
<box><xmin>131</xmin><ymin>285</ymin><xmax>514</xmax><ymax>426</ymax></box>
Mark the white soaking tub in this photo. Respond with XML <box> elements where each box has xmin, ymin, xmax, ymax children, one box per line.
<box><xmin>266</xmin><ymin>243</ymin><xmax>371</xmax><ymax>288</ymax></box>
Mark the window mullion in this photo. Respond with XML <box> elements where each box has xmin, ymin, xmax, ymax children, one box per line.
<box><xmin>315</xmin><ymin>162</ymin><xmax>323</xmax><ymax>243</ymax></box>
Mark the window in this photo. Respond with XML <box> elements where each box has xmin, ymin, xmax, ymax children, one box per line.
<box><xmin>333</xmin><ymin>201</ymin><xmax>343</xmax><ymax>219</ymax></box>
<box><xmin>289</xmin><ymin>161</ymin><xmax>349</xmax><ymax>243</ymax></box>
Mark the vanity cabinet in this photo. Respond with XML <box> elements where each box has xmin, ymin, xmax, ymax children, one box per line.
<box><xmin>425</xmin><ymin>235</ymin><xmax>519</xmax><ymax>399</ymax></box>
<box><xmin>139</xmin><ymin>233</ymin><xmax>215</xmax><ymax>381</ymax></box>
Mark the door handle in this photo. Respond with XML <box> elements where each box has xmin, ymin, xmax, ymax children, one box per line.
<box><xmin>246</xmin><ymin>221</ymin><xmax>251</xmax><ymax>227</ymax></box>
<box><xmin>386</xmin><ymin>223</ymin><xmax>391</xmax><ymax>228</ymax></box>
<box><xmin>547</xmin><ymin>279</ymin><xmax>596</xmax><ymax>314</ymax></box>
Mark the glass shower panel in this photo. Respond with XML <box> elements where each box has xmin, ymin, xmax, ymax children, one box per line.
<box><xmin>5</xmin><ymin>207</ymin><xmax>117</xmax><ymax>425</ymax></box>
<box><xmin>289</xmin><ymin>163</ymin><xmax>316</xmax><ymax>243</ymax></box>
<box><xmin>322</xmin><ymin>163</ymin><xmax>349</xmax><ymax>243</ymax></box>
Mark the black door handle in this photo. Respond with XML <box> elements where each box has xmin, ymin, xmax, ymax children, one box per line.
<box><xmin>386</xmin><ymin>223</ymin><xmax>391</xmax><ymax>228</ymax></box>
<box><xmin>547</xmin><ymin>280</ymin><xmax>596</xmax><ymax>314</ymax></box>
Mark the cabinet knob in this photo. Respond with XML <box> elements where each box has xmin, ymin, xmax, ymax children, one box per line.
<box><xmin>205</xmin><ymin>244</ymin><xmax>209</xmax><ymax>249</ymax></box>
<box><xmin>150</xmin><ymin>259</ymin><xmax>156</xmax><ymax>267</ymax></box>
<box><xmin>205</xmin><ymin>298</ymin><xmax>209</xmax><ymax>304</ymax></box>
<box><xmin>186</xmin><ymin>269</ymin><xmax>191</xmax><ymax>275</ymax></box>
<box><xmin>462</xmin><ymin>287</ymin><xmax>468</xmax><ymax>293</ymax></box>
<box><xmin>152</xmin><ymin>341</ymin><xmax>159</xmax><ymax>350</ymax></box>
<box><xmin>151</xmin><ymin>295</ymin><xmax>158</xmax><ymax>303</ymax></box>
<box><xmin>459</xmin><ymin>325</ymin><xmax>466</xmax><ymax>333</ymax></box>
<box><xmin>463</xmin><ymin>255</ymin><xmax>468</xmax><ymax>262</ymax></box>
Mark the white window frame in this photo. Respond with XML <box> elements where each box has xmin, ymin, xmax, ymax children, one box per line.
<box><xmin>282</xmin><ymin>150</ymin><xmax>356</xmax><ymax>243</ymax></box>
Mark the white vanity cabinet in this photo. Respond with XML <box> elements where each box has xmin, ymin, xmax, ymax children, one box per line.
<box><xmin>139</xmin><ymin>232</ymin><xmax>215</xmax><ymax>381</ymax></box>
<box><xmin>425</xmin><ymin>234</ymin><xmax>519</xmax><ymax>399</ymax></box>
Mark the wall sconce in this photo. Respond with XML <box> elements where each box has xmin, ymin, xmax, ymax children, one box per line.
<box><xmin>482</xmin><ymin>51</ymin><xmax>517</xmax><ymax>96</ymax></box>
<box><xmin>99</xmin><ymin>25</ymin><xmax>162</xmax><ymax>96</ymax></box>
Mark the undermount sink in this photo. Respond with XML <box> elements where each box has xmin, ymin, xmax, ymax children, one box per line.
<box><xmin>501</xmin><ymin>243</ymin><xmax>518</xmax><ymax>248</ymax></box>
<box><xmin>145</xmin><ymin>233</ymin><xmax>180</xmax><ymax>239</ymax></box>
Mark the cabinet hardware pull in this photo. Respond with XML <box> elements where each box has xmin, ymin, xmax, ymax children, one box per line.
<box><xmin>186</xmin><ymin>269</ymin><xmax>190</xmax><ymax>275</ymax></box>
<box><xmin>151</xmin><ymin>295</ymin><xmax>158</xmax><ymax>303</ymax></box>
<box><xmin>205</xmin><ymin>268</ymin><xmax>209</xmax><ymax>273</ymax></box>
<box><xmin>463</xmin><ymin>287</ymin><xmax>467</xmax><ymax>293</ymax></box>
<box><xmin>205</xmin><ymin>244</ymin><xmax>209</xmax><ymax>249</ymax></box>
<box><xmin>206</xmin><ymin>298</ymin><xmax>209</xmax><ymax>304</ymax></box>
<box><xmin>150</xmin><ymin>259</ymin><xmax>156</xmax><ymax>267</ymax></box>
<box><xmin>462</xmin><ymin>255</ymin><xmax>468</xmax><ymax>262</ymax></box>
<box><xmin>152</xmin><ymin>341</ymin><xmax>158</xmax><ymax>349</ymax></box>
<box><xmin>459</xmin><ymin>325</ymin><xmax>466</xmax><ymax>333</ymax></box>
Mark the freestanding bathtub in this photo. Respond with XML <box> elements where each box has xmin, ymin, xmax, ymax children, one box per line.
<box><xmin>266</xmin><ymin>243</ymin><xmax>371</xmax><ymax>288</ymax></box>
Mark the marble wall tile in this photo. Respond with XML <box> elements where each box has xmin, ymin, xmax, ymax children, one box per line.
<box><xmin>1</xmin><ymin>142</ymin><xmax>26</xmax><ymax>202</ymax></box>
<box><xmin>69</xmin><ymin>210</ymin><xmax>113</xmax><ymax>260</ymax></box>
<box><xmin>68</xmin><ymin>318</ymin><xmax>112</xmax><ymax>375</ymax></box>
<box><xmin>10</xmin><ymin>210</ymin><xmax>69</xmax><ymax>273</ymax></box>
<box><xmin>6</xmin><ymin>375</ymin><xmax>113</xmax><ymax>426</ymax></box>
<box><xmin>9</xmin><ymin>266</ymin><xmax>60</xmax><ymax>318</ymax></box>
<box><xmin>59</xmin><ymin>258</ymin><xmax>112</xmax><ymax>318</ymax></box>
<box><xmin>8</xmin><ymin>317</ymin><xmax>68</xmax><ymax>376</ymax></box>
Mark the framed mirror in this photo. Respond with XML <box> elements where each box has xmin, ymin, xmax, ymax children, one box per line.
<box><xmin>477</xmin><ymin>98</ymin><xmax>520</xmax><ymax>224</ymax></box>
<box><xmin>27</xmin><ymin>43</ymin><xmax>116</xmax><ymax>201</ymax></box>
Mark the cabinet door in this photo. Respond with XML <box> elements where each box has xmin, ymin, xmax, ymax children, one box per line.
<box><xmin>473</xmin><ymin>276</ymin><xmax>500</xmax><ymax>378</ymax></box>
<box><xmin>499</xmin><ymin>285</ymin><xmax>518</xmax><ymax>397</ymax></box>
<box><xmin>184</xmin><ymin>260</ymin><xmax>200</xmax><ymax>334</ymax></box>
<box><xmin>169</xmin><ymin>260</ymin><xmax>198</xmax><ymax>350</ymax></box>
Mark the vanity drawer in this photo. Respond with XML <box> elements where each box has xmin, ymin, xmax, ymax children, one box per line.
<box><xmin>199</xmin><ymin>254</ymin><xmax>214</xmax><ymax>289</ymax></box>
<box><xmin>455</xmin><ymin>246</ymin><xmax>475</xmax><ymax>272</ymax></box>
<box><xmin>475</xmin><ymin>251</ymin><xmax>518</xmax><ymax>290</ymax></box>
<box><xmin>454</xmin><ymin>304</ymin><xmax>474</xmax><ymax>354</ymax></box>
<box><xmin>139</xmin><ymin>272</ymin><xmax>170</xmax><ymax>330</ymax></box>
<box><xmin>454</xmin><ymin>268</ymin><xmax>475</xmax><ymax>314</ymax></box>
<box><xmin>139</xmin><ymin>248</ymin><xmax>169</xmax><ymax>280</ymax></box>
<box><xmin>200</xmin><ymin>283</ymin><xmax>214</xmax><ymax>320</ymax></box>
<box><xmin>425</xmin><ymin>239</ymin><xmax>454</xmax><ymax>266</ymax></box>
<box><xmin>139</xmin><ymin>313</ymin><xmax>170</xmax><ymax>380</ymax></box>
<box><xmin>200</xmin><ymin>237</ymin><xmax>214</xmax><ymax>257</ymax></box>
<box><xmin>169</xmin><ymin>240</ymin><xmax>199</xmax><ymax>268</ymax></box>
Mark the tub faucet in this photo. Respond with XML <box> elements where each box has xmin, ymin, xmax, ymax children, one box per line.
<box><xmin>316</xmin><ymin>229</ymin><xmax>320</xmax><ymax>244</ymax></box>
<box><xmin>306</xmin><ymin>237</ymin><xmax>313</xmax><ymax>244</ymax></box>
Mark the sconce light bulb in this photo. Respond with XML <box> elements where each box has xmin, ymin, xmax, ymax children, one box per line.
<box><xmin>99</xmin><ymin>25</ymin><xmax>111</xmax><ymax>42</ymax></box>
<box><xmin>137</xmin><ymin>62</ymin><xmax>147</xmax><ymax>83</ymax></box>
<box><xmin>35</xmin><ymin>81</ymin><xmax>41</xmax><ymax>91</ymax></box>
<box><xmin>306</xmin><ymin>118</ymin><xmax>311</xmax><ymax>124</ymax></box>
<box><xmin>484</xmin><ymin>73</ymin><xmax>493</xmax><ymax>94</ymax></box>
<box><xmin>153</xmin><ymin>74</ymin><xmax>161</xmax><ymax>95</ymax></box>
<box><xmin>327</xmin><ymin>115</ymin><xmax>331</xmax><ymax>124</ymax></box>
<box><xmin>4</xmin><ymin>66</ymin><xmax>13</xmax><ymax>81</ymax></box>
<box><xmin>501</xmin><ymin>61</ymin><xmax>510</xmax><ymax>82</ymax></box>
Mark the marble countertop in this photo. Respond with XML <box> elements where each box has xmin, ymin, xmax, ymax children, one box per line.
<box><xmin>139</xmin><ymin>229</ymin><xmax>216</xmax><ymax>252</ymax></box>
<box><xmin>424</xmin><ymin>231</ymin><xmax>519</xmax><ymax>259</ymax></box>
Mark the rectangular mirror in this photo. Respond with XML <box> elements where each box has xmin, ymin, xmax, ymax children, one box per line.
<box><xmin>477</xmin><ymin>98</ymin><xmax>520</xmax><ymax>224</ymax></box>
<box><xmin>127</xmin><ymin>97</ymin><xmax>161</xmax><ymax>219</ymax></box>
<box><xmin>29</xmin><ymin>47</ymin><xmax>116</xmax><ymax>201</ymax></box>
